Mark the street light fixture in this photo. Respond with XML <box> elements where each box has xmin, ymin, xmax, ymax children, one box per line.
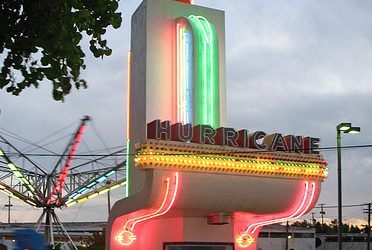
<box><xmin>345</xmin><ymin>127</ymin><xmax>361</xmax><ymax>134</ymax></box>
<box><xmin>337</xmin><ymin>122</ymin><xmax>360</xmax><ymax>250</ymax></box>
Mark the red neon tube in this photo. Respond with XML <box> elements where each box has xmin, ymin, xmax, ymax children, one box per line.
<box><xmin>115</xmin><ymin>172</ymin><xmax>179</xmax><ymax>246</ymax></box>
<box><xmin>236</xmin><ymin>181</ymin><xmax>316</xmax><ymax>248</ymax></box>
<box><xmin>249</xmin><ymin>181</ymin><xmax>316</xmax><ymax>234</ymax></box>
<box><xmin>47</xmin><ymin>125</ymin><xmax>87</xmax><ymax>205</ymax></box>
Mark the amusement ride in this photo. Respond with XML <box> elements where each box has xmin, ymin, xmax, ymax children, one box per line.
<box><xmin>0</xmin><ymin>116</ymin><xmax>126</xmax><ymax>249</ymax></box>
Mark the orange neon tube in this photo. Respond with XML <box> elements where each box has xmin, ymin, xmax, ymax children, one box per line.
<box><xmin>126</xmin><ymin>52</ymin><xmax>131</xmax><ymax>139</ymax></box>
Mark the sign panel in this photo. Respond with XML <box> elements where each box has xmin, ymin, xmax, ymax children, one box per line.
<box><xmin>147</xmin><ymin>119</ymin><xmax>320</xmax><ymax>154</ymax></box>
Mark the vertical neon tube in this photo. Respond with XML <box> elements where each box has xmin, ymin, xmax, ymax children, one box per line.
<box><xmin>188</xmin><ymin>15</ymin><xmax>220</xmax><ymax>128</ymax></box>
<box><xmin>185</xmin><ymin>30</ymin><xmax>193</xmax><ymax>123</ymax></box>
<box><xmin>176</xmin><ymin>20</ymin><xmax>194</xmax><ymax>124</ymax></box>
<box><xmin>177</xmin><ymin>22</ymin><xmax>181</xmax><ymax>122</ymax></box>
<box><xmin>126</xmin><ymin>52</ymin><xmax>132</xmax><ymax>197</ymax></box>
<box><xmin>185</xmin><ymin>27</ymin><xmax>193</xmax><ymax>123</ymax></box>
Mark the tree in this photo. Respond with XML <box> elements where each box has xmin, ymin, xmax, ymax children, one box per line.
<box><xmin>83</xmin><ymin>231</ymin><xmax>105</xmax><ymax>250</ymax></box>
<box><xmin>291</xmin><ymin>219</ymin><xmax>313</xmax><ymax>228</ymax></box>
<box><xmin>0</xmin><ymin>0</ymin><xmax>122</xmax><ymax>101</ymax></box>
<box><xmin>292</xmin><ymin>219</ymin><xmax>363</xmax><ymax>234</ymax></box>
<box><xmin>349</xmin><ymin>224</ymin><xmax>361</xmax><ymax>233</ymax></box>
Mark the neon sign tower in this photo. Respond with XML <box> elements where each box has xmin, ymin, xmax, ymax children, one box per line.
<box><xmin>106</xmin><ymin>1</ymin><xmax>327</xmax><ymax>249</ymax></box>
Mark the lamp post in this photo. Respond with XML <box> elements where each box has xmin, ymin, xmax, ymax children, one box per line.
<box><xmin>337</xmin><ymin>123</ymin><xmax>360</xmax><ymax>250</ymax></box>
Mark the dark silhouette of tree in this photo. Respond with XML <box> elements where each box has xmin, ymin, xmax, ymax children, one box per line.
<box><xmin>84</xmin><ymin>231</ymin><xmax>105</xmax><ymax>250</ymax></box>
<box><xmin>291</xmin><ymin>219</ymin><xmax>363</xmax><ymax>234</ymax></box>
<box><xmin>349</xmin><ymin>224</ymin><xmax>361</xmax><ymax>233</ymax></box>
<box><xmin>0</xmin><ymin>0</ymin><xmax>122</xmax><ymax>101</ymax></box>
<box><xmin>291</xmin><ymin>220</ymin><xmax>313</xmax><ymax>228</ymax></box>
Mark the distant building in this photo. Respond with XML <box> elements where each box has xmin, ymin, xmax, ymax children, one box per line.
<box><xmin>257</xmin><ymin>224</ymin><xmax>372</xmax><ymax>250</ymax></box>
<box><xmin>0</xmin><ymin>222</ymin><xmax>105</xmax><ymax>249</ymax></box>
<box><xmin>0</xmin><ymin>222</ymin><xmax>369</xmax><ymax>250</ymax></box>
<box><xmin>317</xmin><ymin>233</ymin><xmax>371</xmax><ymax>250</ymax></box>
<box><xmin>257</xmin><ymin>224</ymin><xmax>315</xmax><ymax>250</ymax></box>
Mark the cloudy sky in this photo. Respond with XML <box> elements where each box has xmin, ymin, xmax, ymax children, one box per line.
<box><xmin>0</xmin><ymin>0</ymin><xmax>371</xmax><ymax>225</ymax></box>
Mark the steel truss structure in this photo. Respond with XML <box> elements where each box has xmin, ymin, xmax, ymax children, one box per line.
<box><xmin>0</xmin><ymin>117</ymin><xmax>126</xmax><ymax>249</ymax></box>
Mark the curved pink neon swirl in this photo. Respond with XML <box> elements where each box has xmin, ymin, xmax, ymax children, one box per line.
<box><xmin>236</xmin><ymin>181</ymin><xmax>316</xmax><ymax>248</ymax></box>
<box><xmin>250</xmin><ymin>181</ymin><xmax>316</xmax><ymax>234</ymax></box>
<box><xmin>115</xmin><ymin>172</ymin><xmax>179</xmax><ymax>246</ymax></box>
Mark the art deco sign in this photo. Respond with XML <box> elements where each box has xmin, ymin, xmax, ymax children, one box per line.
<box><xmin>107</xmin><ymin>1</ymin><xmax>327</xmax><ymax>249</ymax></box>
<box><xmin>147</xmin><ymin>119</ymin><xmax>320</xmax><ymax>154</ymax></box>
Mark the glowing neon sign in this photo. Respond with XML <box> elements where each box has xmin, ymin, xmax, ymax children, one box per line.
<box><xmin>111</xmin><ymin>0</ymin><xmax>327</xmax><ymax>248</ymax></box>
<box><xmin>126</xmin><ymin>52</ymin><xmax>132</xmax><ymax>197</ymax></box>
<box><xmin>176</xmin><ymin>16</ymin><xmax>220</xmax><ymax>127</ymax></box>
<box><xmin>236</xmin><ymin>181</ymin><xmax>316</xmax><ymax>248</ymax></box>
<box><xmin>3</xmin><ymin>160</ymin><xmax>37</xmax><ymax>197</ymax></box>
<box><xmin>135</xmin><ymin>140</ymin><xmax>328</xmax><ymax>180</ymax></box>
<box><xmin>115</xmin><ymin>172</ymin><xmax>179</xmax><ymax>246</ymax></box>
<box><xmin>147</xmin><ymin>120</ymin><xmax>321</xmax><ymax>154</ymax></box>
<box><xmin>177</xmin><ymin>19</ymin><xmax>194</xmax><ymax>124</ymax></box>
<box><xmin>236</xmin><ymin>234</ymin><xmax>255</xmax><ymax>248</ymax></box>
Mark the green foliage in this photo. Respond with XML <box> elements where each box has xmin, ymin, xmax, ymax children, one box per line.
<box><xmin>0</xmin><ymin>0</ymin><xmax>122</xmax><ymax>101</ymax></box>
<box><xmin>292</xmin><ymin>219</ymin><xmax>362</xmax><ymax>234</ymax></box>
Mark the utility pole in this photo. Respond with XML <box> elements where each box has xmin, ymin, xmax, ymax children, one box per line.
<box><xmin>285</xmin><ymin>221</ymin><xmax>289</xmax><ymax>250</ymax></box>
<box><xmin>107</xmin><ymin>180</ymin><xmax>112</xmax><ymax>216</ymax></box>
<box><xmin>320</xmin><ymin>203</ymin><xmax>326</xmax><ymax>225</ymax></box>
<box><xmin>311</xmin><ymin>212</ymin><xmax>316</xmax><ymax>224</ymax></box>
<box><xmin>364</xmin><ymin>203</ymin><xmax>371</xmax><ymax>250</ymax></box>
<box><xmin>368</xmin><ymin>203</ymin><xmax>371</xmax><ymax>250</ymax></box>
<box><xmin>337</xmin><ymin>128</ymin><xmax>343</xmax><ymax>250</ymax></box>
<box><xmin>107</xmin><ymin>190</ymin><xmax>111</xmax><ymax>215</ymax></box>
<box><xmin>5</xmin><ymin>196</ymin><xmax>13</xmax><ymax>224</ymax></box>
<box><xmin>5</xmin><ymin>176</ymin><xmax>13</xmax><ymax>224</ymax></box>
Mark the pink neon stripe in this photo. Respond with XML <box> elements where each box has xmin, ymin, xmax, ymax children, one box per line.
<box><xmin>126</xmin><ymin>178</ymin><xmax>170</xmax><ymax>230</ymax></box>
<box><xmin>132</xmin><ymin>172</ymin><xmax>179</xmax><ymax>228</ymax></box>
<box><xmin>246</xmin><ymin>182</ymin><xmax>309</xmax><ymax>233</ymax></box>
<box><xmin>123</xmin><ymin>172</ymin><xmax>179</xmax><ymax>231</ymax></box>
<box><xmin>250</xmin><ymin>182</ymin><xmax>316</xmax><ymax>234</ymax></box>
<box><xmin>251</xmin><ymin>183</ymin><xmax>315</xmax><ymax>234</ymax></box>
<box><xmin>177</xmin><ymin>22</ymin><xmax>181</xmax><ymax>122</ymax></box>
<box><xmin>47</xmin><ymin>125</ymin><xmax>87</xmax><ymax>204</ymax></box>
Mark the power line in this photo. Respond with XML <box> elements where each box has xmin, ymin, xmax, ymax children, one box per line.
<box><xmin>4</xmin><ymin>153</ymin><xmax>127</xmax><ymax>157</ymax></box>
<box><xmin>314</xmin><ymin>203</ymin><xmax>371</xmax><ymax>209</ymax></box>
<box><xmin>2</xmin><ymin>143</ymin><xmax>372</xmax><ymax>157</ymax></box>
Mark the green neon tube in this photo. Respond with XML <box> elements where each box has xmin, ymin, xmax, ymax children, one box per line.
<box><xmin>0</xmin><ymin>148</ymin><xmax>37</xmax><ymax>197</ymax></box>
<box><xmin>188</xmin><ymin>15</ymin><xmax>220</xmax><ymax>128</ymax></box>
